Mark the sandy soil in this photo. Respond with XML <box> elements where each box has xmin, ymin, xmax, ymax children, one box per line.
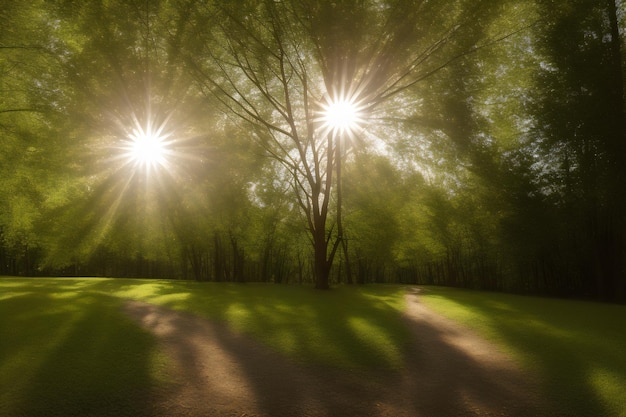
<box><xmin>122</xmin><ymin>287</ymin><xmax>550</xmax><ymax>416</ymax></box>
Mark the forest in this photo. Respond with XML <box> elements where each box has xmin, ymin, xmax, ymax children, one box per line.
<box><xmin>1</xmin><ymin>0</ymin><xmax>625</xmax><ymax>301</ymax></box>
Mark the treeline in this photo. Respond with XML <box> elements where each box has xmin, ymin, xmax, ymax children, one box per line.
<box><xmin>1</xmin><ymin>0</ymin><xmax>625</xmax><ymax>301</ymax></box>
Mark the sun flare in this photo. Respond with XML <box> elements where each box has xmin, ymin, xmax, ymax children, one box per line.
<box><xmin>319</xmin><ymin>95</ymin><xmax>366</xmax><ymax>138</ymax></box>
<box><xmin>122</xmin><ymin>114</ymin><xmax>173</xmax><ymax>170</ymax></box>
<box><xmin>128</xmin><ymin>126</ymin><xmax>166</xmax><ymax>166</ymax></box>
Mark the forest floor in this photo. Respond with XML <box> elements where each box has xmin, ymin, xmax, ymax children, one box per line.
<box><xmin>122</xmin><ymin>287</ymin><xmax>551</xmax><ymax>417</ymax></box>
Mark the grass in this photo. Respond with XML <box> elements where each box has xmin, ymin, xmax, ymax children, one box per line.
<box><xmin>418</xmin><ymin>286</ymin><xmax>626</xmax><ymax>417</ymax></box>
<box><xmin>3</xmin><ymin>278</ymin><xmax>625</xmax><ymax>417</ymax></box>
<box><xmin>0</xmin><ymin>279</ymin><xmax>168</xmax><ymax>417</ymax></box>
<box><xmin>0</xmin><ymin>277</ymin><xmax>409</xmax><ymax>416</ymax></box>
<box><xmin>104</xmin><ymin>278</ymin><xmax>410</xmax><ymax>370</ymax></box>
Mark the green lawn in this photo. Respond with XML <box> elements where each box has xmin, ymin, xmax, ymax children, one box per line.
<box><xmin>0</xmin><ymin>277</ymin><xmax>409</xmax><ymax>417</ymax></box>
<box><xmin>418</xmin><ymin>286</ymin><xmax>626</xmax><ymax>417</ymax></box>
<box><xmin>2</xmin><ymin>278</ymin><xmax>625</xmax><ymax>417</ymax></box>
<box><xmin>107</xmin><ymin>277</ymin><xmax>410</xmax><ymax>370</ymax></box>
<box><xmin>0</xmin><ymin>279</ymin><xmax>168</xmax><ymax>417</ymax></box>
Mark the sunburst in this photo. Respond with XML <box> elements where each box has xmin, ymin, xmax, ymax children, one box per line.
<box><xmin>121</xmin><ymin>111</ymin><xmax>175</xmax><ymax>171</ymax></box>
<box><xmin>317</xmin><ymin>92</ymin><xmax>367</xmax><ymax>140</ymax></box>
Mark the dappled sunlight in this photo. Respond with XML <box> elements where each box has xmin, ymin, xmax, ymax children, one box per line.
<box><xmin>348</xmin><ymin>316</ymin><xmax>404</xmax><ymax>368</ymax></box>
<box><xmin>358</xmin><ymin>286</ymin><xmax>408</xmax><ymax>311</ymax></box>
<box><xmin>225</xmin><ymin>302</ymin><xmax>254</xmax><ymax>329</ymax></box>
<box><xmin>419</xmin><ymin>286</ymin><xmax>626</xmax><ymax>416</ymax></box>
<box><xmin>588</xmin><ymin>367</ymin><xmax>626</xmax><ymax>417</ymax></box>
<box><xmin>49</xmin><ymin>291</ymin><xmax>84</xmax><ymax>300</ymax></box>
<box><xmin>148</xmin><ymin>292</ymin><xmax>192</xmax><ymax>307</ymax></box>
<box><xmin>60</xmin><ymin>279</ymin><xmax>413</xmax><ymax>370</ymax></box>
<box><xmin>4</xmin><ymin>279</ymin><xmax>598</xmax><ymax>416</ymax></box>
<box><xmin>116</xmin><ymin>284</ymin><xmax>179</xmax><ymax>301</ymax></box>
<box><xmin>10</xmin><ymin>279</ymin><xmax>623</xmax><ymax>416</ymax></box>
<box><xmin>0</xmin><ymin>279</ymin><xmax>165</xmax><ymax>416</ymax></box>
<box><xmin>0</xmin><ymin>291</ymin><xmax>30</xmax><ymax>301</ymax></box>
<box><xmin>0</xmin><ymin>281</ymin><xmax>29</xmax><ymax>288</ymax></box>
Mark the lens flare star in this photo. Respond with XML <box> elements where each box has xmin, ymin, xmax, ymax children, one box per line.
<box><xmin>318</xmin><ymin>93</ymin><xmax>367</xmax><ymax>139</ymax></box>
<box><xmin>121</xmin><ymin>112</ymin><xmax>174</xmax><ymax>171</ymax></box>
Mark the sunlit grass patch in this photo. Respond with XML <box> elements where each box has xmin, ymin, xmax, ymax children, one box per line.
<box><xmin>0</xmin><ymin>278</ymin><xmax>167</xmax><ymax>417</ymax></box>
<box><xmin>110</xmin><ymin>281</ymin><xmax>411</xmax><ymax>370</ymax></box>
<box><xmin>418</xmin><ymin>286</ymin><xmax>626</xmax><ymax>417</ymax></box>
<box><xmin>0</xmin><ymin>278</ymin><xmax>410</xmax><ymax>372</ymax></box>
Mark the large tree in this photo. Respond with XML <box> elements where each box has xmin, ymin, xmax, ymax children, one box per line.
<box><xmin>180</xmin><ymin>0</ymin><xmax>511</xmax><ymax>289</ymax></box>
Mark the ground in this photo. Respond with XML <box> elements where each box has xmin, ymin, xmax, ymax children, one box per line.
<box><xmin>122</xmin><ymin>287</ymin><xmax>550</xmax><ymax>417</ymax></box>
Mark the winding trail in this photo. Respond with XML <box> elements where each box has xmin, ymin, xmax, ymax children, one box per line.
<box><xmin>122</xmin><ymin>287</ymin><xmax>549</xmax><ymax>416</ymax></box>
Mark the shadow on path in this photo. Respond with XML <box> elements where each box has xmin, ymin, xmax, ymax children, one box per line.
<box><xmin>395</xmin><ymin>288</ymin><xmax>551</xmax><ymax>416</ymax></box>
<box><xmin>123</xmin><ymin>288</ymin><xmax>549</xmax><ymax>416</ymax></box>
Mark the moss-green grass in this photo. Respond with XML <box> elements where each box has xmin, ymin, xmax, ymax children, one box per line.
<box><xmin>90</xmin><ymin>278</ymin><xmax>409</xmax><ymax>370</ymax></box>
<box><xmin>418</xmin><ymin>286</ymin><xmax>626</xmax><ymax>417</ymax></box>
<box><xmin>6</xmin><ymin>278</ymin><xmax>623</xmax><ymax>416</ymax></box>
<box><xmin>0</xmin><ymin>277</ymin><xmax>409</xmax><ymax>416</ymax></box>
<box><xmin>0</xmin><ymin>278</ymin><xmax>169</xmax><ymax>417</ymax></box>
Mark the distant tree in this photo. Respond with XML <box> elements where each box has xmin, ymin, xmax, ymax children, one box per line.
<box><xmin>343</xmin><ymin>153</ymin><xmax>409</xmax><ymax>284</ymax></box>
<box><xmin>530</xmin><ymin>0</ymin><xmax>626</xmax><ymax>300</ymax></box>
<box><xmin>0</xmin><ymin>0</ymin><xmax>73</xmax><ymax>275</ymax></box>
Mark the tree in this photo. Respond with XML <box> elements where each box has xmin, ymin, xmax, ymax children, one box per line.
<box><xmin>181</xmin><ymin>0</ymin><xmax>512</xmax><ymax>289</ymax></box>
<box><xmin>343</xmin><ymin>152</ymin><xmax>409</xmax><ymax>284</ymax></box>
<box><xmin>529</xmin><ymin>0</ymin><xmax>626</xmax><ymax>300</ymax></box>
<box><xmin>0</xmin><ymin>0</ymin><xmax>74</xmax><ymax>275</ymax></box>
<box><xmin>33</xmin><ymin>0</ymin><xmax>209</xmax><ymax>274</ymax></box>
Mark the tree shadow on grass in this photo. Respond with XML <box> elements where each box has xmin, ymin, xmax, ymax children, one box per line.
<box><xmin>398</xmin><ymin>289</ymin><xmax>550</xmax><ymax>416</ymax></box>
<box><xmin>420</xmin><ymin>287</ymin><xmax>626</xmax><ymax>417</ymax></box>
<box><xmin>0</xmin><ymin>279</ymin><xmax>562</xmax><ymax>415</ymax></box>
<box><xmin>0</xmin><ymin>285</ymin><xmax>163</xmax><ymax>417</ymax></box>
<box><xmin>124</xmin><ymin>288</ymin><xmax>549</xmax><ymax>416</ymax></box>
<box><xmin>78</xmin><ymin>279</ymin><xmax>409</xmax><ymax>370</ymax></box>
<box><xmin>124</xmin><ymin>299</ymin><xmax>396</xmax><ymax>416</ymax></box>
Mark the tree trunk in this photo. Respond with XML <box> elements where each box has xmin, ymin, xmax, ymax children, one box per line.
<box><xmin>214</xmin><ymin>232</ymin><xmax>223</xmax><ymax>282</ymax></box>
<box><xmin>309</xmin><ymin>135</ymin><xmax>337</xmax><ymax>290</ymax></box>
<box><xmin>313</xmin><ymin>226</ymin><xmax>331</xmax><ymax>289</ymax></box>
<box><xmin>230</xmin><ymin>233</ymin><xmax>245</xmax><ymax>283</ymax></box>
<box><xmin>606</xmin><ymin>0</ymin><xmax>626</xmax><ymax>302</ymax></box>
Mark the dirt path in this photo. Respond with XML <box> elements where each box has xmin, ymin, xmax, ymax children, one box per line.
<box><xmin>122</xmin><ymin>288</ymin><xmax>549</xmax><ymax>417</ymax></box>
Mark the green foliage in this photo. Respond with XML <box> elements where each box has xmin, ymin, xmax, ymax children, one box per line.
<box><xmin>343</xmin><ymin>153</ymin><xmax>406</xmax><ymax>277</ymax></box>
<box><xmin>524</xmin><ymin>0</ymin><xmax>626</xmax><ymax>300</ymax></box>
<box><xmin>1</xmin><ymin>0</ymin><xmax>625</xmax><ymax>299</ymax></box>
<box><xmin>419</xmin><ymin>286</ymin><xmax>626</xmax><ymax>417</ymax></box>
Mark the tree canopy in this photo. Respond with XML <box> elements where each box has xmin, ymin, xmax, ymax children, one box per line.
<box><xmin>1</xmin><ymin>0</ymin><xmax>625</xmax><ymax>301</ymax></box>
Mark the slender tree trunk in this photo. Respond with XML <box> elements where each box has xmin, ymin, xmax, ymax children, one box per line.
<box><xmin>606</xmin><ymin>0</ymin><xmax>626</xmax><ymax>301</ymax></box>
<box><xmin>214</xmin><ymin>232</ymin><xmax>223</xmax><ymax>282</ymax></box>
<box><xmin>335</xmin><ymin>137</ymin><xmax>353</xmax><ymax>284</ymax></box>
<box><xmin>230</xmin><ymin>233</ymin><xmax>245</xmax><ymax>283</ymax></box>
<box><xmin>24</xmin><ymin>245</ymin><xmax>30</xmax><ymax>276</ymax></box>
